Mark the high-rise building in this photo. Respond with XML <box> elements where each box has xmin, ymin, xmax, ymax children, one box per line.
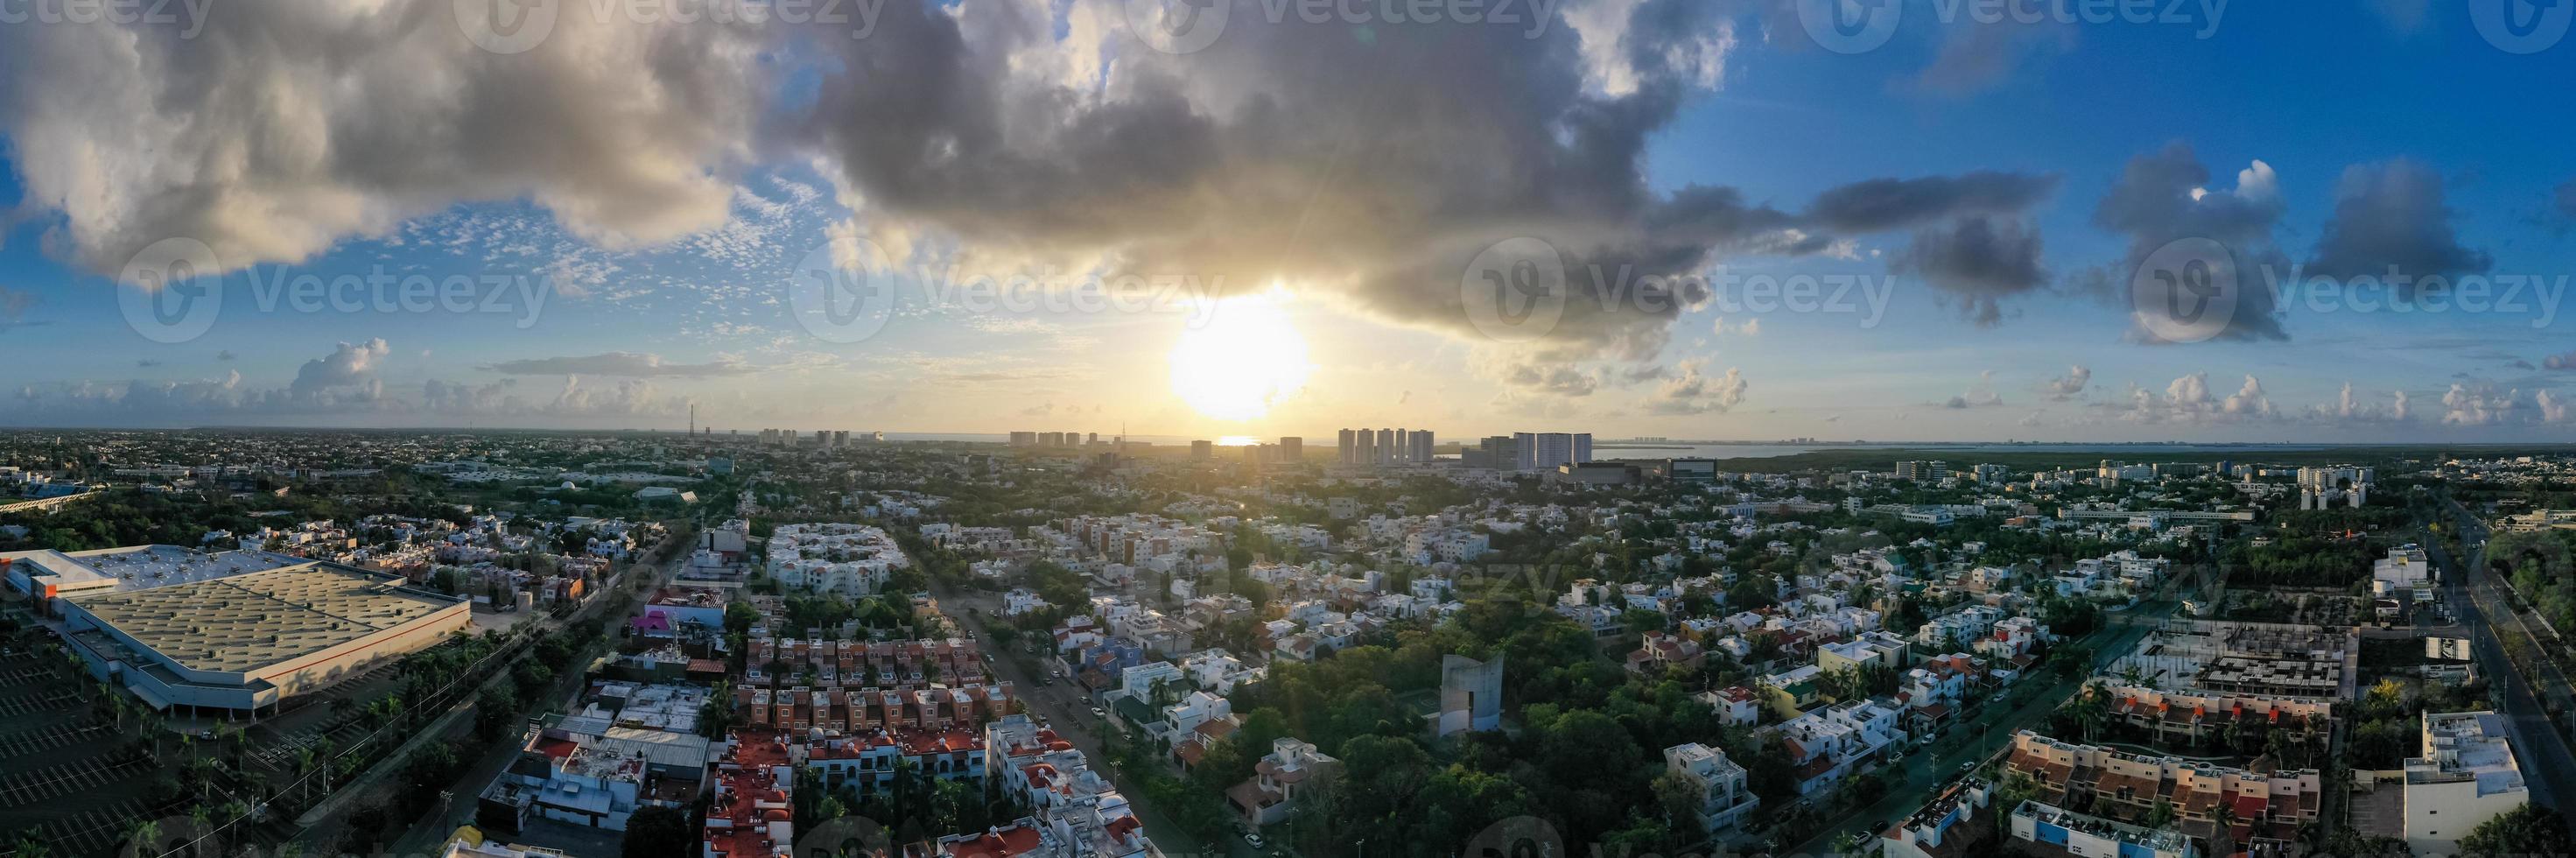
<box><xmin>1192</xmin><ymin>440</ymin><xmax>1213</xmax><ymax>460</ymax></box>
<box><xmin>1279</xmin><ymin>437</ymin><xmax>1302</xmax><ymax>462</ymax></box>
<box><xmin>1512</xmin><ymin>432</ymin><xmax>1590</xmax><ymax>471</ymax></box>
<box><xmin>1336</xmin><ymin>426</ymin><xmax>1431</xmax><ymax>467</ymax></box>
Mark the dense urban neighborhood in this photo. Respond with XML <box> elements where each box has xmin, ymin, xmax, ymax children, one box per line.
<box><xmin>0</xmin><ymin>431</ymin><xmax>2571</xmax><ymax>858</ymax></box>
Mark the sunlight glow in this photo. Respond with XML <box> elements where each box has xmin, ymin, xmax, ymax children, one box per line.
<box><xmin>1169</xmin><ymin>291</ymin><xmax>1312</xmax><ymax>422</ymax></box>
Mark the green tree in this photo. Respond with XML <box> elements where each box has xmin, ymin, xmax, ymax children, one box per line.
<box><xmin>2457</xmin><ymin>804</ymin><xmax>2575</xmax><ymax>857</ymax></box>
<box><xmin>622</xmin><ymin>805</ymin><xmax>697</xmax><ymax>858</ymax></box>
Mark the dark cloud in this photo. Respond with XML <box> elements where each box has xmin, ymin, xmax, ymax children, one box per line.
<box><xmin>2087</xmin><ymin>142</ymin><xmax>2289</xmax><ymax>341</ymax></box>
<box><xmin>2305</xmin><ymin>159</ymin><xmax>2490</xmax><ymax>284</ymax></box>
<box><xmin>3</xmin><ymin>0</ymin><xmax>2060</xmax><ymax>376</ymax></box>
<box><xmin>1892</xmin><ymin>215</ymin><xmax>2047</xmax><ymax>327</ymax></box>
<box><xmin>796</xmin><ymin>0</ymin><xmax>1768</xmax><ymax>362</ymax></box>
<box><xmin>0</xmin><ymin>4</ymin><xmax>767</xmax><ymax>277</ymax></box>
<box><xmin>798</xmin><ymin>0</ymin><xmax>2055</xmax><ymax>363</ymax></box>
<box><xmin>1803</xmin><ymin>172</ymin><xmax>2061</xmax><ymax>234</ymax></box>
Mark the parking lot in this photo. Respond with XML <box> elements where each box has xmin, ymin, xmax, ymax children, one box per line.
<box><xmin>0</xmin><ymin>633</ymin><xmax>169</xmax><ymax>858</ymax></box>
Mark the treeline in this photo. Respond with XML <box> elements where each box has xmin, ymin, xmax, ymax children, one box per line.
<box><xmin>1171</xmin><ymin>598</ymin><xmax>1814</xmax><ymax>856</ymax></box>
<box><xmin>2225</xmin><ymin>532</ymin><xmax>2377</xmax><ymax>589</ymax></box>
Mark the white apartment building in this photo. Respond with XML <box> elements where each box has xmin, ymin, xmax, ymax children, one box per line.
<box><xmin>767</xmin><ymin>523</ymin><xmax>907</xmax><ymax>596</ymax></box>
<box><xmin>2404</xmin><ymin>711</ymin><xmax>2528</xmax><ymax>856</ymax></box>
<box><xmin>1664</xmin><ymin>742</ymin><xmax>1759</xmax><ymax>836</ymax></box>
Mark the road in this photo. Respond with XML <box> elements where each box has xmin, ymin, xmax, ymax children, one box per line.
<box><xmin>930</xmin><ymin>581</ymin><xmax>1267</xmax><ymax>858</ymax></box>
<box><xmin>2425</xmin><ymin>500</ymin><xmax>2576</xmax><ymax>830</ymax></box>
<box><xmin>373</xmin><ymin>531</ymin><xmax>689</xmax><ymax>855</ymax></box>
<box><xmin>1778</xmin><ymin>591</ymin><xmax>2179</xmax><ymax>857</ymax></box>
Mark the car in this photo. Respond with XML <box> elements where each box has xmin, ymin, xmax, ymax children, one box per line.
<box><xmin>1090</xmin><ymin>706</ymin><xmax>1106</xmax><ymax>717</ymax></box>
<box><xmin>1245</xmin><ymin>833</ymin><xmax>1265</xmax><ymax>848</ymax></box>
<box><xmin>1958</xmin><ymin>761</ymin><xmax>1976</xmax><ymax>775</ymax></box>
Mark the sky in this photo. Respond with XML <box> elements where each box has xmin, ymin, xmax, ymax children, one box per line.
<box><xmin>0</xmin><ymin>0</ymin><xmax>2571</xmax><ymax>442</ymax></box>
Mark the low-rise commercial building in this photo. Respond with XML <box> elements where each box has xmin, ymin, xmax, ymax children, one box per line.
<box><xmin>2404</xmin><ymin>711</ymin><xmax>2528</xmax><ymax>856</ymax></box>
<box><xmin>57</xmin><ymin>560</ymin><xmax>469</xmax><ymax>715</ymax></box>
<box><xmin>2010</xmin><ymin>800</ymin><xmax>2199</xmax><ymax>858</ymax></box>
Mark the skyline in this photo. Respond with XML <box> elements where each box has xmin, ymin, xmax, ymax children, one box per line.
<box><xmin>0</xmin><ymin>1</ymin><xmax>2572</xmax><ymax>440</ymax></box>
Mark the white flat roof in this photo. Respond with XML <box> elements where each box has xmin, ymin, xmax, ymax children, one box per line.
<box><xmin>4</xmin><ymin>545</ymin><xmax>307</xmax><ymax>594</ymax></box>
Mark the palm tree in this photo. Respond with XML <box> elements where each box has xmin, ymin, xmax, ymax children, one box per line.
<box><xmin>123</xmin><ymin>819</ymin><xmax>160</xmax><ymax>854</ymax></box>
<box><xmin>2211</xmin><ymin>800</ymin><xmax>2241</xmax><ymax>858</ymax></box>
<box><xmin>293</xmin><ymin>746</ymin><xmax>319</xmax><ymax>806</ymax></box>
<box><xmin>218</xmin><ymin>799</ymin><xmax>250</xmax><ymax>852</ymax></box>
<box><xmin>2142</xmin><ymin>798</ymin><xmax>2176</xmax><ymax>831</ymax></box>
<box><xmin>10</xmin><ymin>831</ymin><xmax>52</xmax><ymax>857</ymax></box>
<box><xmin>214</xmin><ymin>722</ymin><xmax>247</xmax><ymax>770</ymax></box>
<box><xmin>2070</xmin><ymin>682</ymin><xmax>2111</xmax><ymax>743</ymax></box>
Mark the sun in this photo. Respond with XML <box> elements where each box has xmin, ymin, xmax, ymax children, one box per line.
<box><xmin>1170</xmin><ymin>291</ymin><xmax>1313</xmax><ymax>422</ymax></box>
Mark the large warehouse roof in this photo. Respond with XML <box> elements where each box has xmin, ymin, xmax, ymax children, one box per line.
<box><xmin>67</xmin><ymin>564</ymin><xmax>460</xmax><ymax>673</ymax></box>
